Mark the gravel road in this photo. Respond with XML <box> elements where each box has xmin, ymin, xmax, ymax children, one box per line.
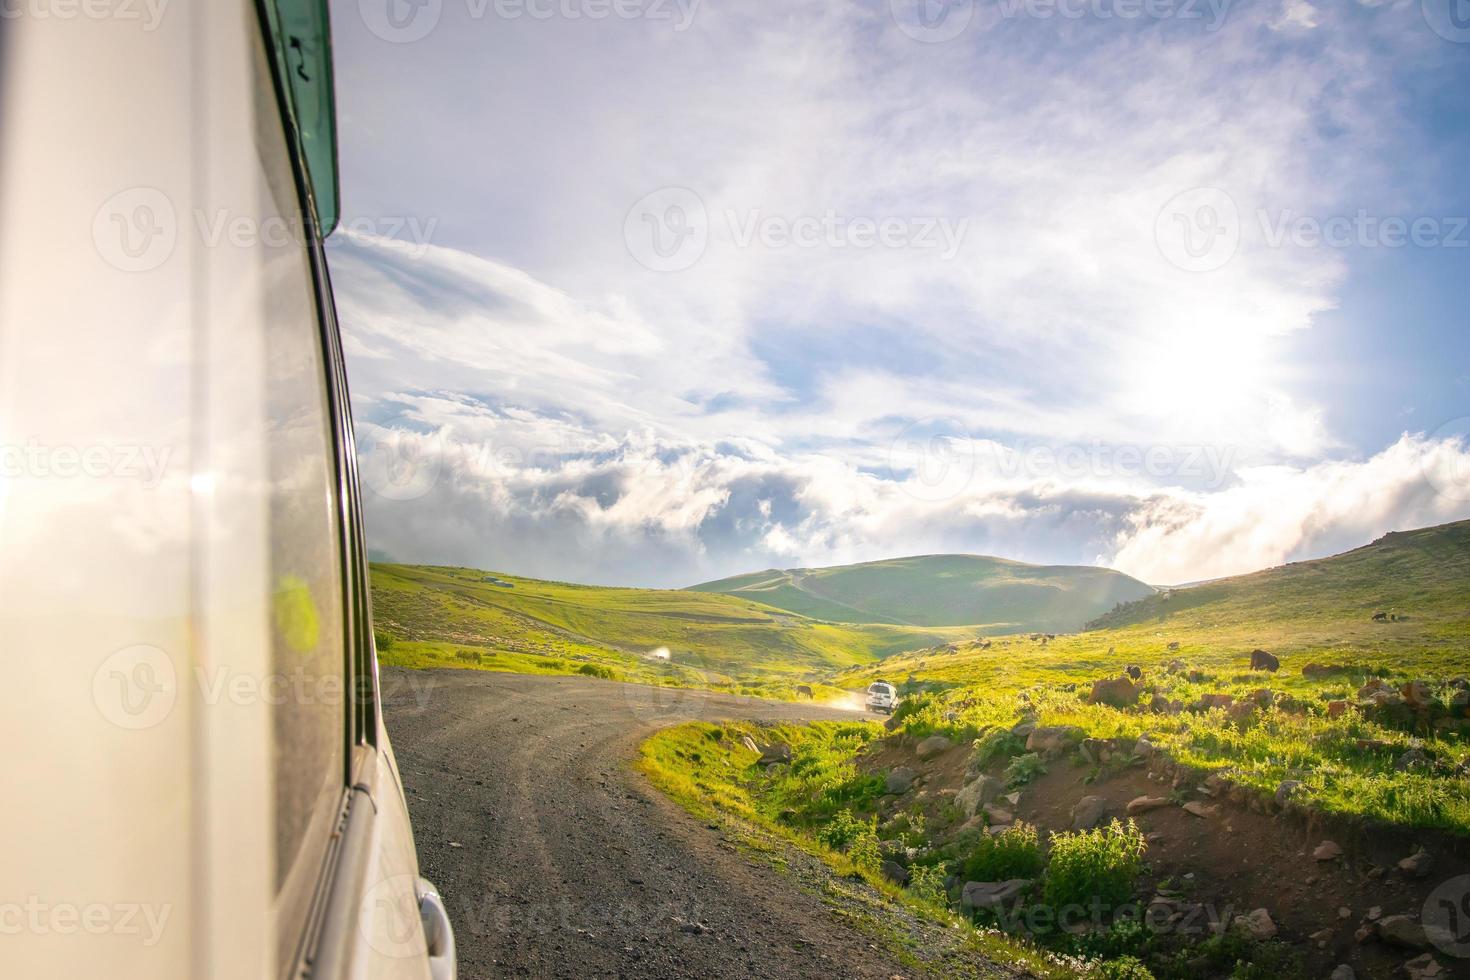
<box><xmin>381</xmin><ymin>668</ymin><xmax>920</xmax><ymax>979</ymax></box>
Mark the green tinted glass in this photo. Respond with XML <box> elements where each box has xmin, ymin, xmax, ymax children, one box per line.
<box><xmin>261</xmin><ymin>0</ymin><xmax>340</xmax><ymax>235</ymax></box>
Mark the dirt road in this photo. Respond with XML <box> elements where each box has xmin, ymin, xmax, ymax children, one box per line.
<box><xmin>380</xmin><ymin>668</ymin><xmax>921</xmax><ymax>979</ymax></box>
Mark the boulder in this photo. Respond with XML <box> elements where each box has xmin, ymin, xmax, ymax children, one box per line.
<box><xmin>885</xmin><ymin>767</ymin><xmax>919</xmax><ymax>795</ymax></box>
<box><xmin>1376</xmin><ymin>915</ymin><xmax>1429</xmax><ymax>949</ymax></box>
<box><xmin>1398</xmin><ymin>849</ymin><xmax>1433</xmax><ymax>878</ymax></box>
<box><xmin>1127</xmin><ymin>796</ymin><xmax>1170</xmax><ymax>816</ymax></box>
<box><xmin>1182</xmin><ymin>801</ymin><xmax>1220</xmax><ymax>819</ymax></box>
<box><xmin>1303</xmin><ymin>662</ymin><xmax>1341</xmax><ymax>679</ymax></box>
<box><xmin>954</xmin><ymin>775</ymin><xmax>1002</xmax><ymax>817</ymax></box>
<box><xmin>1359</xmin><ymin>677</ymin><xmax>1394</xmax><ymax>699</ymax></box>
<box><xmin>757</xmin><ymin>743</ymin><xmax>793</xmax><ymax>766</ymax></box>
<box><xmin>1403</xmin><ymin>954</ymin><xmax>1445</xmax><ymax>980</ymax></box>
<box><xmin>1249</xmin><ymin>649</ymin><xmax>1281</xmax><ymax>672</ymax></box>
<box><xmin>1313</xmin><ymin>840</ymin><xmax>1343</xmax><ymax>861</ymax></box>
<box><xmin>916</xmin><ymin>735</ymin><xmax>953</xmax><ymax>759</ymax></box>
<box><xmin>1026</xmin><ymin>725</ymin><xmax>1083</xmax><ymax>755</ymax></box>
<box><xmin>960</xmin><ymin>879</ymin><xmax>1032</xmax><ymax>911</ymax></box>
<box><xmin>1402</xmin><ymin>680</ymin><xmax>1435</xmax><ymax>710</ymax></box>
<box><xmin>880</xmin><ymin>860</ymin><xmax>909</xmax><ymax>886</ymax></box>
<box><xmin>1327</xmin><ymin>700</ymin><xmax>1349</xmax><ymax>719</ymax></box>
<box><xmin>1134</xmin><ymin>735</ymin><xmax>1159</xmax><ymax>757</ymax></box>
<box><xmin>1089</xmin><ymin>676</ymin><xmax>1141</xmax><ymax>708</ymax></box>
<box><xmin>1233</xmin><ymin>908</ymin><xmax>1278</xmax><ymax>941</ymax></box>
<box><xmin>982</xmin><ymin>803</ymin><xmax>1014</xmax><ymax>826</ymax></box>
<box><xmin>1275</xmin><ymin>779</ymin><xmax>1304</xmax><ymax>809</ymax></box>
<box><xmin>1071</xmin><ymin>796</ymin><xmax>1108</xmax><ymax>830</ymax></box>
<box><xmin>1197</xmin><ymin>693</ymin><xmax>1234</xmax><ymax>711</ymax></box>
<box><xmin>1396</xmin><ymin>749</ymin><xmax>1431</xmax><ymax>772</ymax></box>
<box><xmin>1329</xmin><ymin>966</ymin><xmax>1355</xmax><ymax>980</ymax></box>
<box><xmin>1165</xmin><ymin>658</ymin><xmax>1187</xmax><ymax>674</ymax></box>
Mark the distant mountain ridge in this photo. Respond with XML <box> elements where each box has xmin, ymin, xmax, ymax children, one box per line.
<box><xmin>689</xmin><ymin>554</ymin><xmax>1155</xmax><ymax>632</ymax></box>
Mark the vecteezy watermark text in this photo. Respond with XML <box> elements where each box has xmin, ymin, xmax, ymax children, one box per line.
<box><xmin>888</xmin><ymin>0</ymin><xmax>1232</xmax><ymax>44</ymax></box>
<box><xmin>0</xmin><ymin>897</ymin><xmax>171</xmax><ymax>946</ymax></box>
<box><xmin>358</xmin><ymin>0</ymin><xmax>700</xmax><ymax>43</ymax></box>
<box><xmin>0</xmin><ymin>440</ymin><xmax>172</xmax><ymax>488</ymax></box>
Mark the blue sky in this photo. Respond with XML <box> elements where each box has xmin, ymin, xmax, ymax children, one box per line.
<box><xmin>328</xmin><ymin>0</ymin><xmax>1470</xmax><ymax>588</ymax></box>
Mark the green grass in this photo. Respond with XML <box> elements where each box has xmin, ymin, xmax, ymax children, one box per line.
<box><xmin>691</xmin><ymin>554</ymin><xmax>1155</xmax><ymax>632</ymax></box>
<box><xmin>370</xmin><ymin>562</ymin><xmax>973</xmax><ymax>699</ymax></box>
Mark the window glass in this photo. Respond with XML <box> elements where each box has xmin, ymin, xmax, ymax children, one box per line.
<box><xmin>252</xmin><ymin>28</ymin><xmax>348</xmax><ymax>972</ymax></box>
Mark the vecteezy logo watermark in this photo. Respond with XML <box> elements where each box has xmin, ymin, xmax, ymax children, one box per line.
<box><xmin>1258</xmin><ymin>210</ymin><xmax>1470</xmax><ymax>250</ymax></box>
<box><xmin>624</xmin><ymin>188</ymin><xmax>970</xmax><ymax>272</ymax></box>
<box><xmin>93</xmin><ymin>645</ymin><xmax>178</xmax><ymax>730</ymax></box>
<box><xmin>0</xmin><ymin>898</ymin><xmax>172</xmax><ymax>946</ymax></box>
<box><xmin>358</xmin><ymin>429</ymin><xmax>446</xmax><ymax>501</ymax></box>
<box><xmin>92</xmin><ymin>187</ymin><xmax>177</xmax><ymax>273</ymax></box>
<box><xmin>1423</xmin><ymin>417</ymin><xmax>1470</xmax><ymax>503</ymax></box>
<box><xmin>624</xmin><ymin>187</ymin><xmax>710</xmax><ymax>273</ymax></box>
<box><xmin>0</xmin><ymin>441</ymin><xmax>173</xmax><ymax>488</ymax></box>
<box><xmin>1424</xmin><ymin>875</ymin><xmax>1470</xmax><ymax>958</ymax></box>
<box><xmin>890</xmin><ymin>0</ymin><xmax>1232</xmax><ymax>42</ymax></box>
<box><xmin>1422</xmin><ymin>0</ymin><xmax>1470</xmax><ymax>43</ymax></box>
<box><xmin>359</xmin><ymin>874</ymin><xmax>425</xmax><ymax>959</ymax></box>
<box><xmin>0</xmin><ymin>0</ymin><xmax>170</xmax><ymax>31</ymax></box>
<box><xmin>462</xmin><ymin>894</ymin><xmax>707</xmax><ymax>937</ymax></box>
<box><xmin>93</xmin><ymin>187</ymin><xmax>439</xmax><ymax>272</ymax></box>
<box><xmin>358</xmin><ymin>0</ymin><xmax>699</xmax><ymax>42</ymax></box>
<box><xmin>1155</xmin><ymin>187</ymin><xmax>1240</xmax><ymax>273</ymax></box>
<box><xmin>888</xmin><ymin>418</ymin><xmax>978</xmax><ymax>503</ymax></box>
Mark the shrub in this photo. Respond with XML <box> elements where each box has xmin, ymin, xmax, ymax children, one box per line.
<box><xmin>577</xmin><ymin>662</ymin><xmax>615</xmax><ymax>679</ymax></box>
<box><xmin>1004</xmin><ymin>752</ymin><xmax>1048</xmax><ymax>787</ymax></box>
<box><xmin>959</xmin><ymin>822</ymin><xmax>1043</xmax><ymax>882</ymax></box>
<box><xmin>972</xmin><ymin>727</ymin><xmax>1026</xmax><ymax>769</ymax></box>
<box><xmin>1092</xmin><ymin>956</ymin><xmax>1154</xmax><ymax>980</ymax></box>
<box><xmin>1044</xmin><ymin>819</ymin><xmax>1147</xmax><ymax>909</ymax></box>
<box><xmin>455</xmin><ymin>649</ymin><xmax>482</xmax><ymax>663</ymax></box>
<box><xmin>373</xmin><ymin>631</ymin><xmax>394</xmax><ymax>653</ymax></box>
<box><xmin>908</xmin><ymin>862</ymin><xmax>948</xmax><ymax>905</ymax></box>
<box><xmin>818</xmin><ymin>808</ymin><xmax>882</xmax><ymax>872</ymax></box>
<box><xmin>817</xmin><ymin>808</ymin><xmax>868</xmax><ymax>850</ymax></box>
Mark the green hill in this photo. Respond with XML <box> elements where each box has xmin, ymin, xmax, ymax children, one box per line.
<box><xmin>689</xmin><ymin>554</ymin><xmax>1155</xmax><ymax>632</ymax></box>
<box><xmin>370</xmin><ymin>563</ymin><xmax>974</xmax><ymax>697</ymax></box>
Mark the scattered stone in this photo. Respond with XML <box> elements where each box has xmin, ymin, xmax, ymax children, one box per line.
<box><xmin>1396</xmin><ymin>749</ymin><xmax>1431</xmax><ymax>772</ymax></box>
<box><xmin>1329</xmin><ymin>967</ymin><xmax>1355</xmax><ymax>980</ymax></box>
<box><xmin>885</xmin><ymin>767</ymin><xmax>918</xmax><ymax>795</ymax></box>
<box><xmin>1401</xmin><ymin>680</ymin><xmax>1435</xmax><ymax>709</ymax></box>
<box><xmin>1233</xmin><ymin>908</ymin><xmax>1278</xmax><ymax>941</ymax></box>
<box><xmin>1005</xmin><ymin>791</ymin><xmax>1021</xmax><ymax>806</ymax></box>
<box><xmin>1088</xmin><ymin>676</ymin><xmax>1142</xmax><ymax>708</ymax></box>
<box><xmin>740</xmin><ymin>735</ymin><xmax>760</xmax><ymax>753</ymax></box>
<box><xmin>757</xmin><ymin>743</ymin><xmax>793</xmax><ymax>766</ymax></box>
<box><xmin>960</xmin><ymin>879</ymin><xmax>1032</xmax><ymax>911</ymax></box>
<box><xmin>1197</xmin><ymin>693</ymin><xmax>1234</xmax><ymax>711</ymax></box>
<box><xmin>1355</xmin><ymin>925</ymin><xmax>1374</xmax><ymax>944</ymax></box>
<box><xmin>1339</xmin><ymin>907</ymin><xmax>1352</xmax><ymax>920</ymax></box>
<box><xmin>1310</xmin><ymin>928</ymin><xmax>1335</xmax><ymax>945</ymax></box>
<box><xmin>1026</xmin><ymin>725</ymin><xmax>1084</xmax><ymax>755</ymax></box>
<box><xmin>1127</xmin><ymin>795</ymin><xmax>1171</xmax><ymax>816</ymax></box>
<box><xmin>1314</xmin><ymin>840</ymin><xmax>1344</xmax><ymax>861</ymax></box>
<box><xmin>1367</xmin><ymin>906</ymin><xmax>1383</xmax><ymax>922</ymax></box>
<box><xmin>1166</xmin><ymin>658</ymin><xmax>1187</xmax><ymax>674</ymax></box>
<box><xmin>954</xmin><ymin>775</ymin><xmax>1002</xmax><ymax>816</ymax></box>
<box><xmin>1275</xmin><ymin>780</ymin><xmax>1304</xmax><ymax>808</ymax></box>
<box><xmin>1182</xmin><ymin>801</ymin><xmax>1220</xmax><ymax>819</ymax></box>
<box><xmin>1328</xmin><ymin>700</ymin><xmax>1350</xmax><ymax>719</ymax></box>
<box><xmin>1071</xmin><ymin>796</ymin><xmax>1108</xmax><ymax>830</ymax></box>
<box><xmin>1134</xmin><ymin>735</ymin><xmax>1159</xmax><ymax>757</ymax></box>
<box><xmin>1398</xmin><ymin>849</ymin><xmax>1433</xmax><ymax>878</ymax></box>
<box><xmin>1376</xmin><ymin>914</ymin><xmax>1429</xmax><ymax>949</ymax></box>
<box><xmin>982</xmin><ymin>803</ymin><xmax>1014</xmax><ymax>825</ymax></box>
<box><xmin>916</xmin><ymin>735</ymin><xmax>953</xmax><ymax>759</ymax></box>
<box><xmin>1403</xmin><ymin>954</ymin><xmax>1445</xmax><ymax>980</ymax></box>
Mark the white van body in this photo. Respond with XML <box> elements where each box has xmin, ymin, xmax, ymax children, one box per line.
<box><xmin>0</xmin><ymin>4</ymin><xmax>453</xmax><ymax>978</ymax></box>
<box><xmin>866</xmin><ymin>682</ymin><xmax>898</xmax><ymax>713</ymax></box>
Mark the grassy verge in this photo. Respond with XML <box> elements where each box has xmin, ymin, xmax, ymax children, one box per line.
<box><xmin>637</xmin><ymin>720</ymin><xmax>1084</xmax><ymax>979</ymax></box>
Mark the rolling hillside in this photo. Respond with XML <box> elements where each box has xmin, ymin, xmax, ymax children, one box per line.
<box><xmin>370</xmin><ymin>563</ymin><xmax>975</xmax><ymax>696</ymax></box>
<box><xmin>689</xmin><ymin>554</ymin><xmax>1155</xmax><ymax>632</ymax></box>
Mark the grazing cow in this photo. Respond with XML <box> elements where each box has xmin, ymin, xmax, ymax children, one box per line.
<box><xmin>1372</xmin><ymin>611</ymin><xmax>1388</xmax><ymax>622</ymax></box>
<box><xmin>795</xmin><ymin>684</ymin><xmax>814</xmax><ymax>698</ymax></box>
<box><xmin>1249</xmin><ymin>649</ymin><xmax>1281</xmax><ymax>672</ymax></box>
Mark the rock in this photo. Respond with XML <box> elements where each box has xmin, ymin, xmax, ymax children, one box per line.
<box><xmin>1396</xmin><ymin>749</ymin><xmax>1431</xmax><ymax>772</ymax></box>
<box><xmin>1359</xmin><ymin>677</ymin><xmax>1393</xmax><ymax>699</ymax></box>
<box><xmin>885</xmin><ymin>767</ymin><xmax>918</xmax><ymax>795</ymax></box>
<box><xmin>1234</xmin><ymin>908</ymin><xmax>1278</xmax><ymax>941</ymax></box>
<box><xmin>740</xmin><ymin>735</ymin><xmax>760</xmax><ymax>753</ymax></box>
<box><xmin>1166</xmin><ymin>641</ymin><xmax>1180</xmax><ymax>651</ymax></box>
<box><xmin>1403</xmin><ymin>954</ymin><xmax>1446</xmax><ymax>980</ymax></box>
<box><xmin>1011</xmin><ymin>720</ymin><xmax>1037</xmax><ymax>739</ymax></box>
<box><xmin>883</xmin><ymin>713</ymin><xmax>902</xmax><ymax>731</ymax></box>
<box><xmin>1089</xmin><ymin>676</ymin><xmax>1141</xmax><ymax>708</ymax></box>
<box><xmin>1339</xmin><ymin>907</ymin><xmax>1352</xmax><ymax>919</ymax></box>
<box><xmin>757</xmin><ymin>742</ymin><xmax>793</xmax><ymax>766</ymax></box>
<box><xmin>1182</xmin><ymin>801</ymin><xmax>1219</xmax><ymax>819</ymax></box>
<box><xmin>1026</xmin><ymin>725</ymin><xmax>1083</xmax><ymax>755</ymax></box>
<box><xmin>916</xmin><ymin>735</ymin><xmax>953</xmax><ymax>759</ymax></box>
<box><xmin>1197</xmin><ymin>693</ymin><xmax>1234</xmax><ymax>711</ymax></box>
<box><xmin>1071</xmin><ymin>796</ymin><xmax>1108</xmax><ymax>830</ymax></box>
<box><xmin>1367</xmin><ymin>906</ymin><xmax>1383</xmax><ymax>921</ymax></box>
<box><xmin>954</xmin><ymin>775</ymin><xmax>1002</xmax><ymax>817</ymax></box>
<box><xmin>1127</xmin><ymin>796</ymin><xmax>1170</xmax><ymax>816</ymax></box>
<box><xmin>880</xmin><ymin>860</ymin><xmax>909</xmax><ymax>885</ymax></box>
<box><xmin>1326</xmin><ymin>700</ymin><xmax>1350</xmax><ymax>719</ymax></box>
<box><xmin>1329</xmin><ymin>967</ymin><xmax>1355</xmax><ymax>980</ymax></box>
<box><xmin>1377</xmin><ymin>915</ymin><xmax>1429</xmax><ymax>949</ymax></box>
<box><xmin>1134</xmin><ymin>735</ymin><xmax>1159</xmax><ymax>757</ymax></box>
<box><xmin>1005</xmin><ymin>791</ymin><xmax>1021</xmax><ymax>806</ymax></box>
<box><xmin>960</xmin><ymin>879</ymin><xmax>1032</xmax><ymax>911</ymax></box>
<box><xmin>982</xmin><ymin>803</ymin><xmax>1014</xmax><ymax>825</ymax></box>
<box><xmin>1311</xmin><ymin>928</ymin><xmax>1335</xmax><ymax>944</ymax></box>
<box><xmin>1314</xmin><ymin>840</ymin><xmax>1344</xmax><ymax>861</ymax></box>
<box><xmin>1079</xmin><ymin>738</ymin><xmax>1107</xmax><ymax>765</ymax></box>
<box><xmin>1250</xmin><ymin>688</ymin><xmax>1275</xmax><ymax>708</ymax></box>
<box><xmin>1249</xmin><ymin>649</ymin><xmax>1281</xmax><ymax>672</ymax></box>
<box><xmin>1275</xmin><ymin>780</ymin><xmax>1304</xmax><ymax>809</ymax></box>
<box><xmin>1401</xmin><ymin>680</ymin><xmax>1434</xmax><ymax>709</ymax></box>
<box><xmin>1355</xmin><ymin>925</ymin><xmax>1374</xmax><ymax>944</ymax></box>
<box><xmin>1398</xmin><ymin>849</ymin><xmax>1433</xmax><ymax>878</ymax></box>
